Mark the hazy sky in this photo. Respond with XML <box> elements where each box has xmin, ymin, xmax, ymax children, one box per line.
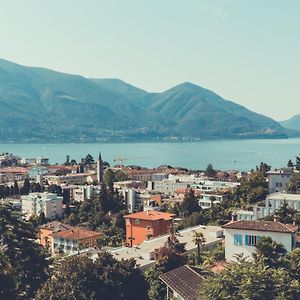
<box><xmin>0</xmin><ymin>0</ymin><xmax>299</xmax><ymax>121</ymax></box>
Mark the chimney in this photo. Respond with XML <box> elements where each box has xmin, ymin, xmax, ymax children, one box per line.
<box><xmin>274</xmin><ymin>216</ymin><xmax>278</xmax><ymax>222</ymax></box>
<box><xmin>147</xmin><ymin>210</ymin><xmax>150</xmax><ymax>215</ymax></box>
<box><xmin>232</xmin><ymin>213</ymin><xmax>237</xmax><ymax>222</ymax></box>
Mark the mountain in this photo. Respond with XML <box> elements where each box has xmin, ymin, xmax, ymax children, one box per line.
<box><xmin>281</xmin><ymin>114</ymin><xmax>300</xmax><ymax>131</ymax></box>
<box><xmin>0</xmin><ymin>59</ymin><xmax>294</xmax><ymax>142</ymax></box>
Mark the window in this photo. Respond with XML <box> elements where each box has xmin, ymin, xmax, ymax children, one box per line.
<box><xmin>245</xmin><ymin>235</ymin><xmax>261</xmax><ymax>246</ymax></box>
<box><xmin>234</xmin><ymin>234</ymin><xmax>242</xmax><ymax>245</ymax></box>
<box><xmin>135</xmin><ymin>219</ymin><xmax>140</xmax><ymax>225</ymax></box>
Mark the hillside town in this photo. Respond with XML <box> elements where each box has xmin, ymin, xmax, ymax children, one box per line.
<box><xmin>1</xmin><ymin>151</ymin><xmax>300</xmax><ymax>299</ymax></box>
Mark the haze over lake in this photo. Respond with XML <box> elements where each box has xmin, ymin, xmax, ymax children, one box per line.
<box><xmin>1</xmin><ymin>138</ymin><xmax>300</xmax><ymax>171</ymax></box>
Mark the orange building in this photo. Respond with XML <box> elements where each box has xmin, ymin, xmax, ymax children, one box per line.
<box><xmin>39</xmin><ymin>221</ymin><xmax>73</xmax><ymax>248</ymax></box>
<box><xmin>124</xmin><ymin>210</ymin><xmax>175</xmax><ymax>247</ymax></box>
<box><xmin>49</xmin><ymin>227</ymin><xmax>102</xmax><ymax>254</ymax></box>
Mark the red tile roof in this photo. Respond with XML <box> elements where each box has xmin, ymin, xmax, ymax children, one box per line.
<box><xmin>124</xmin><ymin>210</ymin><xmax>175</xmax><ymax>221</ymax></box>
<box><xmin>223</xmin><ymin>220</ymin><xmax>298</xmax><ymax>233</ymax></box>
<box><xmin>50</xmin><ymin>228</ymin><xmax>102</xmax><ymax>240</ymax></box>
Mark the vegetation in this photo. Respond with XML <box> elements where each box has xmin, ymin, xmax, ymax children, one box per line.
<box><xmin>286</xmin><ymin>172</ymin><xmax>300</xmax><ymax>193</ymax></box>
<box><xmin>0</xmin><ymin>204</ymin><xmax>48</xmax><ymax>299</ymax></box>
<box><xmin>202</xmin><ymin>239</ymin><xmax>300</xmax><ymax>300</ymax></box>
<box><xmin>232</xmin><ymin>171</ymin><xmax>268</xmax><ymax>205</ymax></box>
<box><xmin>0</xmin><ymin>59</ymin><xmax>289</xmax><ymax>142</ymax></box>
<box><xmin>36</xmin><ymin>252</ymin><xmax>148</xmax><ymax>300</ymax></box>
<box><xmin>145</xmin><ymin>231</ymin><xmax>186</xmax><ymax>300</ymax></box>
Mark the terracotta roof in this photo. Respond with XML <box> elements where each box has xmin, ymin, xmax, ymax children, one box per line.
<box><xmin>50</xmin><ymin>228</ymin><xmax>102</xmax><ymax>240</ymax></box>
<box><xmin>210</xmin><ymin>261</ymin><xmax>228</xmax><ymax>273</ymax></box>
<box><xmin>0</xmin><ymin>167</ymin><xmax>28</xmax><ymax>173</ymax></box>
<box><xmin>223</xmin><ymin>220</ymin><xmax>298</xmax><ymax>233</ymax></box>
<box><xmin>124</xmin><ymin>210</ymin><xmax>175</xmax><ymax>221</ymax></box>
<box><xmin>160</xmin><ymin>265</ymin><xmax>204</xmax><ymax>300</ymax></box>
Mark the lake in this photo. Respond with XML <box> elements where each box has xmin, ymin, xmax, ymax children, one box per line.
<box><xmin>1</xmin><ymin>138</ymin><xmax>300</xmax><ymax>171</ymax></box>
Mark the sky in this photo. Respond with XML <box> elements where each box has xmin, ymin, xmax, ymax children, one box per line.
<box><xmin>0</xmin><ymin>0</ymin><xmax>299</xmax><ymax>121</ymax></box>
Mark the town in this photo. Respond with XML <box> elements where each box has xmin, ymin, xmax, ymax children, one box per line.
<box><xmin>1</xmin><ymin>151</ymin><xmax>300</xmax><ymax>299</ymax></box>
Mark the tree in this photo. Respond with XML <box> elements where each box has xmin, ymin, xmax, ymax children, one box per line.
<box><xmin>36</xmin><ymin>252</ymin><xmax>148</xmax><ymax>300</ymax></box>
<box><xmin>82</xmin><ymin>154</ymin><xmax>94</xmax><ymax>165</ymax></box>
<box><xmin>257</xmin><ymin>162</ymin><xmax>271</xmax><ymax>176</ymax></box>
<box><xmin>254</xmin><ymin>236</ymin><xmax>287</xmax><ymax>267</ymax></box>
<box><xmin>13</xmin><ymin>180</ymin><xmax>19</xmax><ymax>195</ymax></box>
<box><xmin>296</xmin><ymin>155</ymin><xmax>300</xmax><ymax>171</ymax></box>
<box><xmin>62</xmin><ymin>189</ymin><xmax>70</xmax><ymax>205</ymax></box>
<box><xmin>205</xmin><ymin>163</ymin><xmax>216</xmax><ymax>177</ymax></box>
<box><xmin>201</xmin><ymin>255</ymin><xmax>300</xmax><ymax>300</ymax></box>
<box><xmin>287</xmin><ymin>159</ymin><xmax>294</xmax><ymax>168</ymax></box>
<box><xmin>115</xmin><ymin>169</ymin><xmax>128</xmax><ymax>182</ymax></box>
<box><xmin>233</xmin><ymin>172</ymin><xmax>268</xmax><ymax>205</ymax></box>
<box><xmin>180</xmin><ymin>189</ymin><xmax>200</xmax><ymax>217</ymax></box>
<box><xmin>286</xmin><ymin>173</ymin><xmax>300</xmax><ymax>193</ymax></box>
<box><xmin>38</xmin><ymin>211</ymin><xmax>47</xmax><ymax>225</ymax></box>
<box><xmin>0</xmin><ymin>204</ymin><xmax>48</xmax><ymax>299</ymax></box>
<box><xmin>192</xmin><ymin>230</ymin><xmax>206</xmax><ymax>265</ymax></box>
<box><xmin>144</xmin><ymin>265</ymin><xmax>166</xmax><ymax>300</ymax></box>
<box><xmin>103</xmin><ymin>169</ymin><xmax>115</xmax><ymax>190</ymax></box>
<box><xmin>65</xmin><ymin>155</ymin><xmax>70</xmax><ymax>166</ymax></box>
<box><xmin>21</xmin><ymin>178</ymin><xmax>30</xmax><ymax>195</ymax></box>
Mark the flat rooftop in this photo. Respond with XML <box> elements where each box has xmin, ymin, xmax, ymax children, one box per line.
<box><xmin>267</xmin><ymin>193</ymin><xmax>300</xmax><ymax>201</ymax></box>
<box><xmin>110</xmin><ymin>225</ymin><xmax>223</xmax><ymax>269</ymax></box>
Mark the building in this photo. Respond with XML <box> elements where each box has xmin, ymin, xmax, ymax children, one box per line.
<box><xmin>236</xmin><ymin>193</ymin><xmax>300</xmax><ymax>221</ymax></box>
<box><xmin>97</xmin><ymin>152</ymin><xmax>104</xmax><ymax>184</ymax></box>
<box><xmin>124</xmin><ymin>210</ymin><xmax>175</xmax><ymax>246</ymax></box>
<box><xmin>20</xmin><ymin>156</ymin><xmax>49</xmax><ymax>166</ymax></box>
<box><xmin>109</xmin><ymin>224</ymin><xmax>223</xmax><ymax>271</ymax></box>
<box><xmin>44</xmin><ymin>173</ymin><xmax>89</xmax><ymax>185</ymax></box>
<box><xmin>70</xmin><ymin>185</ymin><xmax>101</xmax><ymax>202</ymax></box>
<box><xmin>266</xmin><ymin>192</ymin><xmax>300</xmax><ymax>213</ymax></box>
<box><xmin>223</xmin><ymin>220</ymin><xmax>298</xmax><ymax>262</ymax></box>
<box><xmin>39</xmin><ymin>221</ymin><xmax>73</xmax><ymax>248</ymax></box>
<box><xmin>49</xmin><ymin>227</ymin><xmax>102</xmax><ymax>254</ymax></box>
<box><xmin>160</xmin><ymin>265</ymin><xmax>204</xmax><ymax>300</ymax></box>
<box><xmin>21</xmin><ymin>192</ymin><xmax>63</xmax><ymax>220</ymax></box>
<box><xmin>267</xmin><ymin>168</ymin><xmax>293</xmax><ymax>194</ymax></box>
<box><xmin>198</xmin><ymin>193</ymin><xmax>228</xmax><ymax>209</ymax></box>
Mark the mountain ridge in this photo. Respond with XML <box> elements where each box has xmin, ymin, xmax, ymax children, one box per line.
<box><xmin>0</xmin><ymin>58</ymin><xmax>296</xmax><ymax>142</ymax></box>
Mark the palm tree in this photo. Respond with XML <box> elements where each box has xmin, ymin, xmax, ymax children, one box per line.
<box><xmin>192</xmin><ymin>231</ymin><xmax>206</xmax><ymax>265</ymax></box>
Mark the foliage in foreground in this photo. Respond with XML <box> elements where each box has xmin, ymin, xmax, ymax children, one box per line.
<box><xmin>202</xmin><ymin>239</ymin><xmax>300</xmax><ymax>300</ymax></box>
<box><xmin>36</xmin><ymin>252</ymin><xmax>149</xmax><ymax>300</ymax></box>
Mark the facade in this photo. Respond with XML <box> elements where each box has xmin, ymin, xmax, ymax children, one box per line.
<box><xmin>223</xmin><ymin>220</ymin><xmax>298</xmax><ymax>262</ymax></box>
<box><xmin>267</xmin><ymin>168</ymin><xmax>293</xmax><ymax>194</ymax></box>
<box><xmin>21</xmin><ymin>192</ymin><xmax>63</xmax><ymax>220</ymax></box>
<box><xmin>71</xmin><ymin>185</ymin><xmax>101</xmax><ymax>202</ymax></box>
<box><xmin>50</xmin><ymin>227</ymin><xmax>102</xmax><ymax>254</ymax></box>
<box><xmin>39</xmin><ymin>221</ymin><xmax>73</xmax><ymax>248</ymax></box>
<box><xmin>199</xmin><ymin>193</ymin><xmax>228</xmax><ymax>209</ymax></box>
<box><xmin>266</xmin><ymin>192</ymin><xmax>300</xmax><ymax>213</ymax></box>
<box><xmin>20</xmin><ymin>156</ymin><xmax>49</xmax><ymax>165</ymax></box>
<box><xmin>148</xmin><ymin>179</ymin><xmax>190</xmax><ymax>194</ymax></box>
<box><xmin>124</xmin><ymin>210</ymin><xmax>175</xmax><ymax>246</ymax></box>
<box><xmin>44</xmin><ymin>173</ymin><xmax>89</xmax><ymax>185</ymax></box>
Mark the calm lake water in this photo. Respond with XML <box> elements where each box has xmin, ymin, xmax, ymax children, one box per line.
<box><xmin>1</xmin><ymin>139</ymin><xmax>300</xmax><ymax>171</ymax></box>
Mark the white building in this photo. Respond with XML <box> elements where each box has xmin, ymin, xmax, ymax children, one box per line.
<box><xmin>223</xmin><ymin>220</ymin><xmax>298</xmax><ymax>262</ymax></box>
<box><xmin>267</xmin><ymin>168</ymin><xmax>293</xmax><ymax>194</ymax></box>
<box><xmin>266</xmin><ymin>192</ymin><xmax>300</xmax><ymax>213</ymax></box>
<box><xmin>21</xmin><ymin>192</ymin><xmax>63</xmax><ymax>220</ymax></box>
<box><xmin>199</xmin><ymin>193</ymin><xmax>228</xmax><ymax>209</ymax></box>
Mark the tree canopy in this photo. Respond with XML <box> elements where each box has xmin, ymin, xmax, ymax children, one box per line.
<box><xmin>36</xmin><ymin>252</ymin><xmax>148</xmax><ymax>300</ymax></box>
